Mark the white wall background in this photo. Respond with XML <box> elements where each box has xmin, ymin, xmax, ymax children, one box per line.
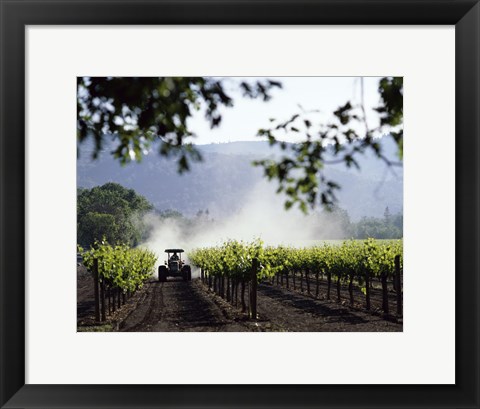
<box><xmin>26</xmin><ymin>26</ymin><xmax>455</xmax><ymax>384</ymax></box>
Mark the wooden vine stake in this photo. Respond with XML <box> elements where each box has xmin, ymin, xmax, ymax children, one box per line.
<box><xmin>241</xmin><ymin>281</ymin><xmax>246</xmax><ymax>312</ymax></box>
<box><xmin>365</xmin><ymin>272</ymin><xmax>371</xmax><ymax>311</ymax></box>
<box><xmin>100</xmin><ymin>280</ymin><xmax>106</xmax><ymax>322</ymax></box>
<box><xmin>112</xmin><ymin>288</ymin><xmax>116</xmax><ymax>312</ymax></box>
<box><xmin>395</xmin><ymin>255</ymin><xmax>402</xmax><ymax>317</ymax></box>
<box><xmin>220</xmin><ymin>276</ymin><xmax>225</xmax><ymax>299</ymax></box>
<box><xmin>381</xmin><ymin>271</ymin><xmax>389</xmax><ymax>315</ymax></box>
<box><xmin>235</xmin><ymin>280</ymin><xmax>238</xmax><ymax>307</ymax></box>
<box><xmin>226</xmin><ymin>277</ymin><xmax>231</xmax><ymax>302</ymax></box>
<box><xmin>93</xmin><ymin>258</ymin><xmax>100</xmax><ymax>322</ymax></box>
<box><xmin>348</xmin><ymin>272</ymin><xmax>354</xmax><ymax>306</ymax></box>
<box><xmin>336</xmin><ymin>276</ymin><xmax>341</xmax><ymax>301</ymax></box>
<box><xmin>327</xmin><ymin>272</ymin><xmax>332</xmax><ymax>300</ymax></box>
<box><xmin>250</xmin><ymin>258</ymin><xmax>258</xmax><ymax>320</ymax></box>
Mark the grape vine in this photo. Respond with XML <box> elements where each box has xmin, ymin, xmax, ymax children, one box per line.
<box><xmin>189</xmin><ymin>239</ymin><xmax>403</xmax><ymax>315</ymax></box>
<box><xmin>79</xmin><ymin>240</ymin><xmax>157</xmax><ymax>292</ymax></box>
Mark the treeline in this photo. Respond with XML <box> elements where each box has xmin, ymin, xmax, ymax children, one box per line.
<box><xmin>77</xmin><ymin>183</ymin><xmax>402</xmax><ymax>249</ymax></box>
<box><xmin>145</xmin><ymin>206</ymin><xmax>403</xmax><ymax>240</ymax></box>
<box><xmin>318</xmin><ymin>206</ymin><xmax>402</xmax><ymax>239</ymax></box>
<box><xmin>77</xmin><ymin>182</ymin><xmax>217</xmax><ymax>248</ymax></box>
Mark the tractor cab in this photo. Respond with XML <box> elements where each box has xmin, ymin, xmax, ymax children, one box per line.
<box><xmin>166</xmin><ymin>249</ymin><xmax>182</xmax><ymax>271</ymax></box>
<box><xmin>158</xmin><ymin>249</ymin><xmax>192</xmax><ymax>282</ymax></box>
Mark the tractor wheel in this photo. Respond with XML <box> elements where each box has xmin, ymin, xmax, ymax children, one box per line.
<box><xmin>158</xmin><ymin>265</ymin><xmax>168</xmax><ymax>282</ymax></box>
<box><xmin>182</xmin><ymin>265</ymin><xmax>192</xmax><ymax>282</ymax></box>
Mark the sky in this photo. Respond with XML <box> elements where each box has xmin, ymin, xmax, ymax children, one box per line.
<box><xmin>187</xmin><ymin>77</ymin><xmax>383</xmax><ymax>145</ymax></box>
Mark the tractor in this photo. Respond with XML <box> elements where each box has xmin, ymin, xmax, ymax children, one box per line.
<box><xmin>158</xmin><ymin>249</ymin><xmax>192</xmax><ymax>282</ymax></box>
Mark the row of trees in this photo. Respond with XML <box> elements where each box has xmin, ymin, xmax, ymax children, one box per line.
<box><xmin>146</xmin><ymin>205</ymin><xmax>403</xmax><ymax>240</ymax></box>
<box><xmin>77</xmin><ymin>181</ymin><xmax>402</xmax><ymax>249</ymax></box>
<box><xmin>325</xmin><ymin>206</ymin><xmax>402</xmax><ymax>239</ymax></box>
<box><xmin>77</xmin><ymin>182</ymin><xmax>215</xmax><ymax>248</ymax></box>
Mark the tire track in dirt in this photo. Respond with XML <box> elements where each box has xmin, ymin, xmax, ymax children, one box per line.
<box><xmin>116</xmin><ymin>279</ymin><xmax>401</xmax><ymax>332</ymax></box>
<box><xmin>120</xmin><ymin>280</ymin><xmax>251</xmax><ymax>332</ymax></box>
<box><xmin>122</xmin><ymin>281</ymin><xmax>164</xmax><ymax>332</ymax></box>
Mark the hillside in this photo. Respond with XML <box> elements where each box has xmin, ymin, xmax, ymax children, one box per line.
<box><xmin>77</xmin><ymin>139</ymin><xmax>403</xmax><ymax>221</ymax></box>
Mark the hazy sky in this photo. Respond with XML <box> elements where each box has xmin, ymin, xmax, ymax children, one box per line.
<box><xmin>188</xmin><ymin>77</ymin><xmax>383</xmax><ymax>145</ymax></box>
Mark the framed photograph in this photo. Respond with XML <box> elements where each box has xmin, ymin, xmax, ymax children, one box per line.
<box><xmin>1</xmin><ymin>1</ymin><xmax>479</xmax><ymax>408</ymax></box>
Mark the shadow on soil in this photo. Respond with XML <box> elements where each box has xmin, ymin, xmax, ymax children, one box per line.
<box><xmin>122</xmin><ymin>281</ymin><xmax>228</xmax><ymax>331</ymax></box>
<box><xmin>259</xmin><ymin>284</ymin><xmax>369</xmax><ymax>326</ymax></box>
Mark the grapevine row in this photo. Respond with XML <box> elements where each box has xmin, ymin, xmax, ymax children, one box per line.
<box><xmin>79</xmin><ymin>240</ymin><xmax>157</xmax><ymax>322</ymax></box>
<box><xmin>189</xmin><ymin>239</ymin><xmax>403</xmax><ymax>317</ymax></box>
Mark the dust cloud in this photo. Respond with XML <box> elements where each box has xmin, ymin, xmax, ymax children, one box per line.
<box><xmin>139</xmin><ymin>181</ymin><xmax>347</xmax><ymax>276</ymax></box>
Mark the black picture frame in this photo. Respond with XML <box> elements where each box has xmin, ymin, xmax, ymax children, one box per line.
<box><xmin>1</xmin><ymin>1</ymin><xmax>479</xmax><ymax>408</ymax></box>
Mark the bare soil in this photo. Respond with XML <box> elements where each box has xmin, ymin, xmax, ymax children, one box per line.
<box><xmin>78</xmin><ymin>270</ymin><xmax>402</xmax><ymax>332</ymax></box>
<box><xmin>77</xmin><ymin>265</ymin><xmax>97</xmax><ymax>327</ymax></box>
<box><xmin>255</xmin><ymin>284</ymin><xmax>401</xmax><ymax>332</ymax></box>
<box><xmin>120</xmin><ymin>279</ymin><xmax>253</xmax><ymax>332</ymax></box>
<box><xmin>267</xmin><ymin>272</ymin><xmax>402</xmax><ymax>317</ymax></box>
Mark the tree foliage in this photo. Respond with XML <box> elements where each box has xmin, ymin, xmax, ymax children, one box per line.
<box><xmin>351</xmin><ymin>214</ymin><xmax>402</xmax><ymax>239</ymax></box>
<box><xmin>77</xmin><ymin>183</ymin><xmax>153</xmax><ymax>247</ymax></box>
<box><xmin>77</xmin><ymin>76</ymin><xmax>402</xmax><ymax>211</ymax></box>
<box><xmin>253</xmin><ymin>77</ymin><xmax>403</xmax><ymax>211</ymax></box>
<box><xmin>77</xmin><ymin>77</ymin><xmax>281</xmax><ymax>172</ymax></box>
<box><xmin>317</xmin><ymin>204</ymin><xmax>403</xmax><ymax>239</ymax></box>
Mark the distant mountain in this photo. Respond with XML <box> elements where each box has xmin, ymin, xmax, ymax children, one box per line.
<box><xmin>77</xmin><ymin>138</ymin><xmax>403</xmax><ymax>221</ymax></box>
<box><xmin>196</xmin><ymin>141</ymin><xmax>287</xmax><ymax>157</ymax></box>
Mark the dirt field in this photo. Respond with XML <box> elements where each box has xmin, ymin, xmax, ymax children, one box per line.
<box><xmin>255</xmin><ymin>284</ymin><xmax>401</xmax><ymax>331</ymax></box>
<box><xmin>78</xmin><ymin>269</ymin><xmax>402</xmax><ymax>332</ymax></box>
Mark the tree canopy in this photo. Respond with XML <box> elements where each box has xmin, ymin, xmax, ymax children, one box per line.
<box><xmin>253</xmin><ymin>77</ymin><xmax>403</xmax><ymax>212</ymax></box>
<box><xmin>77</xmin><ymin>183</ymin><xmax>153</xmax><ymax>247</ymax></box>
<box><xmin>77</xmin><ymin>77</ymin><xmax>281</xmax><ymax>171</ymax></box>
<box><xmin>77</xmin><ymin>77</ymin><xmax>402</xmax><ymax>212</ymax></box>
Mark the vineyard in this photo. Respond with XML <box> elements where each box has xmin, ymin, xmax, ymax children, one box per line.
<box><xmin>189</xmin><ymin>238</ymin><xmax>403</xmax><ymax>319</ymax></box>
<box><xmin>77</xmin><ymin>238</ymin><xmax>403</xmax><ymax>331</ymax></box>
<box><xmin>79</xmin><ymin>241</ymin><xmax>157</xmax><ymax>322</ymax></box>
